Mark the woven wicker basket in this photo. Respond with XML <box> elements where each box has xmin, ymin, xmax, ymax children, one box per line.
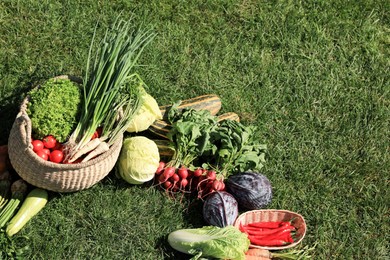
<box><xmin>7</xmin><ymin>75</ymin><xmax>123</xmax><ymax>193</ymax></box>
<box><xmin>234</xmin><ymin>209</ymin><xmax>307</xmax><ymax>250</ymax></box>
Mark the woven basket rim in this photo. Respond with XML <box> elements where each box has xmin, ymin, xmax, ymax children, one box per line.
<box><xmin>234</xmin><ymin>209</ymin><xmax>307</xmax><ymax>250</ymax></box>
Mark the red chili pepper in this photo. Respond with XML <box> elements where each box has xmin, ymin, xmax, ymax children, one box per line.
<box><xmin>247</xmin><ymin>221</ymin><xmax>284</xmax><ymax>229</ymax></box>
<box><xmin>243</xmin><ymin>224</ymin><xmax>295</xmax><ymax>236</ymax></box>
<box><xmin>249</xmin><ymin>237</ymin><xmax>290</xmax><ymax>247</ymax></box>
<box><xmin>254</xmin><ymin>229</ymin><xmax>295</xmax><ymax>243</ymax></box>
<box><xmin>242</xmin><ymin>226</ymin><xmax>273</xmax><ymax>232</ymax></box>
<box><xmin>239</xmin><ymin>223</ymin><xmax>246</xmax><ymax>233</ymax></box>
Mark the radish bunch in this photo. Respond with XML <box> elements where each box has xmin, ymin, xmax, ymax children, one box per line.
<box><xmin>155</xmin><ymin>162</ymin><xmax>225</xmax><ymax>199</ymax></box>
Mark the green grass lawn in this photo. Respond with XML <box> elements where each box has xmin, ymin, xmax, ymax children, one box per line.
<box><xmin>0</xmin><ymin>0</ymin><xmax>389</xmax><ymax>259</ymax></box>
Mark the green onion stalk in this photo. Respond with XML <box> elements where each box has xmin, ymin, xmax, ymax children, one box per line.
<box><xmin>65</xmin><ymin>18</ymin><xmax>155</xmax><ymax>161</ymax></box>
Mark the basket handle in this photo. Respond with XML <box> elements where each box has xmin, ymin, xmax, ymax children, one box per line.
<box><xmin>16</xmin><ymin>113</ymin><xmax>32</xmax><ymax>146</ymax></box>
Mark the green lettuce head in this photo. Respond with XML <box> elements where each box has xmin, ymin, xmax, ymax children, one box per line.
<box><xmin>168</xmin><ymin>226</ymin><xmax>250</xmax><ymax>260</ymax></box>
<box><xmin>126</xmin><ymin>87</ymin><xmax>162</xmax><ymax>133</ymax></box>
<box><xmin>118</xmin><ymin>136</ymin><xmax>160</xmax><ymax>184</ymax></box>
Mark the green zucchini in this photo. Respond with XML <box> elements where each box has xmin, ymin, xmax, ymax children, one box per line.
<box><xmin>6</xmin><ymin>188</ymin><xmax>48</xmax><ymax>237</ymax></box>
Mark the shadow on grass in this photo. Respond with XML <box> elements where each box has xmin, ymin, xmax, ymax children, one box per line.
<box><xmin>0</xmin><ymin>91</ymin><xmax>24</xmax><ymax>145</ymax></box>
<box><xmin>0</xmin><ymin>73</ymin><xmax>49</xmax><ymax>145</ymax></box>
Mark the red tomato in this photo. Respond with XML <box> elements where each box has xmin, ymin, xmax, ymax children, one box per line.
<box><xmin>53</xmin><ymin>142</ymin><xmax>63</xmax><ymax>151</ymax></box>
<box><xmin>36</xmin><ymin>150</ymin><xmax>49</xmax><ymax>160</ymax></box>
<box><xmin>50</xmin><ymin>150</ymin><xmax>64</xmax><ymax>163</ymax></box>
<box><xmin>42</xmin><ymin>148</ymin><xmax>51</xmax><ymax>156</ymax></box>
<box><xmin>32</xmin><ymin>140</ymin><xmax>44</xmax><ymax>152</ymax></box>
<box><xmin>43</xmin><ymin>135</ymin><xmax>57</xmax><ymax>149</ymax></box>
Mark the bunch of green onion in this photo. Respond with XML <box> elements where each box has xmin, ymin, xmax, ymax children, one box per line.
<box><xmin>66</xmin><ymin>18</ymin><xmax>155</xmax><ymax>162</ymax></box>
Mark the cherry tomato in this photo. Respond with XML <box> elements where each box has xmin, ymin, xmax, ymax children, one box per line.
<box><xmin>36</xmin><ymin>150</ymin><xmax>49</xmax><ymax>160</ymax></box>
<box><xmin>50</xmin><ymin>150</ymin><xmax>64</xmax><ymax>163</ymax></box>
<box><xmin>32</xmin><ymin>140</ymin><xmax>44</xmax><ymax>152</ymax></box>
<box><xmin>42</xmin><ymin>148</ymin><xmax>51</xmax><ymax>156</ymax></box>
<box><xmin>53</xmin><ymin>142</ymin><xmax>63</xmax><ymax>151</ymax></box>
<box><xmin>42</xmin><ymin>135</ymin><xmax>57</xmax><ymax>149</ymax></box>
<box><xmin>91</xmin><ymin>131</ymin><xmax>99</xmax><ymax>140</ymax></box>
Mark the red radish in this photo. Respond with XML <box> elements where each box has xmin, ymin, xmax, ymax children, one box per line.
<box><xmin>32</xmin><ymin>140</ymin><xmax>44</xmax><ymax>152</ymax></box>
<box><xmin>163</xmin><ymin>180</ymin><xmax>173</xmax><ymax>189</ymax></box>
<box><xmin>155</xmin><ymin>166</ymin><xmax>164</xmax><ymax>175</ymax></box>
<box><xmin>158</xmin><ymin>174</ymin><xmax>169</xmax><ymax>183</ymax></box>
<box><xmin>212</xmin><ymin>179</ymin><xmax>225</xmax><ymax>191</ymax></box>
<box><xmin>155</xmin><ymin>162</ymin><xmax>166</xmax><ymax>175</ymax></box>
<box><xmin>170</xmin><ymin>173</ymin><xmax>180</xmax><ymax>183</ymax></box>
<box><xmin>158</xmin><ymin>161</ymin><xmax>166</xmax><ymax>169</ymax></box>
<box><xmin>206</xmin><ymin>170</ymin><xmax>217</xmax><ymax>180</ymax></box>
<box><xmin>178</xmin><ymin>166</ymin><xmax>188</xmax><ymax>179</ymax></box>
<box><xmin>193</xmin><ymin>168</ymin><xmax>203</xmax><ymax>177</ymax></box>
<box><xmin>180</xmin><ymin>178</ymin><xmax>188</xmax><ymax>188</ymax></box>
<box><xmin>163</xmin><ymin>167</ymin><xmax>176</xmax><ymax>178</ymax></box>
<box><xmin>36</xmin><ymin>150</ymin><xmax>48</xmax><ymax>160</ymax></box>
<box><xmin>42</xmin><ymin>135</ymin><xmax>57</xmax><ymax>149</ymax></box>
<box><xmin>50</xmin><ymin>150</ymin><xmax>64</xmax><ymax>163</ymax></box>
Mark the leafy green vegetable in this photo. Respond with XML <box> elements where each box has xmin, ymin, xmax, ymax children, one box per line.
<box><xmin>167</xmin><ymin>103</ymin><xmax>218</xmax><ymax>168</ymax></box>
<box><xmin>27</xmin><ymin>78</ymin><xmax>81</xmax><ymax>142</ymax></box>
<box><xmin>118</xmin><ymin>136</ymin><xmax>160</xmax><ymax>184</ymax></box>
<box><xmin>208</xmin><ymin>120</ymin><xmax>267</xmax><ymax>177</ymax></box>
<box><xmin>168</xmin><ymin>225</ymin><xmax>250</xmax><ymax>260</ymax></box>
<box><xmin>166</xmin><ymin>104</ymin><xmax>266</xmax><ymax>177</ymax></box>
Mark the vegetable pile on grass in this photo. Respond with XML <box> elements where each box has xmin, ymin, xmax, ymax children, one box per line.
<box><xmin>141</xmin><ymin>97</ymin><xmax>313</xmax><ymax>258</ymax></box>
<box><xmin>1</xmin><ymin>15</ymin><xmax>313</xmax><ymax>259</ymax></box>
